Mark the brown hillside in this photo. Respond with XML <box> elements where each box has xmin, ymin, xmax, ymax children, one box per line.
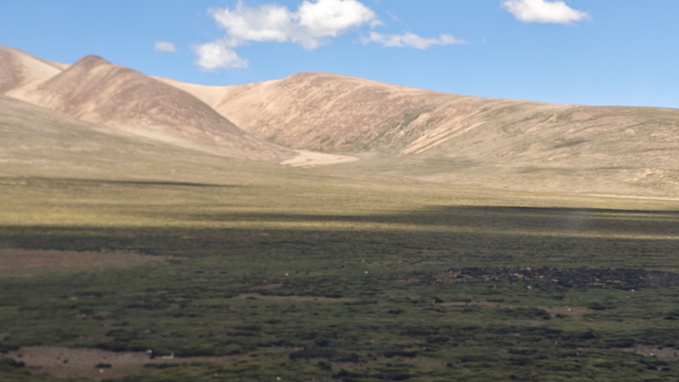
<box><xmin>159</xmin><ymin>72</ymin><xmax>457</xmax><ymax>152</ymax></box>
<box><xmin>162</xmin><ymin>72</ymin><xmax>679</xmax><ymax>160</ymax></box>
<box><xmin>161</xmin><ymin>72</ymin><xmax>679</xmax><ymax>196</ymax></box>
<box><xmin>0</xmin><ymin>94</ymin><xmax>290</xmax><ymax>183</ymax></box>
<box><xmin>0</xmin><ymin>47</ymin><xmax>65</xmax><ymax>94</ymax></box>
<box><xmin>8</xmin><ymin>55</ymin><xmax>293</xmax><ymax>162</ymax></box>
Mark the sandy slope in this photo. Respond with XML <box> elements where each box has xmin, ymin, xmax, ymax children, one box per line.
<box><xmin>0</xmin><ymin>46</ymin><xmax>66</xmax><ymax>94</ymax></box>
<box><xmin>159</xmin><ymin>72</ymin><xmax>679</xmax><ymax>162</ymax></box>
<box><xmin>6</xmin><ymin>54</ymin><xmax>293</xmax><ymax>162</ymax></box>
<box><xmin>160</xmin><ymin>72</ymin><xmax>679</xmax><ymax>196</ymax></box>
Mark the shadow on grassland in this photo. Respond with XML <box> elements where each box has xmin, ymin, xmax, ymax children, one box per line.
<box><xmin>0</xmin><ymin>205</ymin><xmax>677</xmax><ymax>269</ymax></box>
<box><xmin>139</xmin><ymin>205</ymin><xmax>679</xmax><ymax>236</ymax></box>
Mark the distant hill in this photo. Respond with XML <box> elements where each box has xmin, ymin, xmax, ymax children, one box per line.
<box><xmin>2</xmin><ymin>50</ymin><xmax>293</xmax><ymax>162</ymax></box>
<box><xmin>0</xmin><ymin>46</ymin><xmax>67</xmax><ymax>94</ymax></box>
<box><xmin>0</xmin><ymin>95</ymin><xmax>212</xmax><ymax>180</ymax></box>
<box><xmin>160</xmin><ymin>72</ymin><xmax>679</xmax><ymax>197</ymax></box>
<box><xmin>3</xmin><ymin>46</ymin><xmax>678</xmax><ymax>196</ymax></box>
<box><xmin>158</xmin><ymin>72</ymin><xmax>457</xmax><ymax>153</ymax></box>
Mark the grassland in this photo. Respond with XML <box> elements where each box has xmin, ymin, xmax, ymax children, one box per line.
<box><xmin>1</xmin><ymin>163</ymin><xmax>678</xmax><ymax>381</ymax></box>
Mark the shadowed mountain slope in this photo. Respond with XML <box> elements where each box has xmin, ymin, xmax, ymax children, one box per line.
<box><xmin>7</xmin><ymin>55</ymin><xmax>293</xmax><ymax>162</ymax></box>
<box><xmin>0</xmin><ymin>95</ymin><xmax>297</xmax><ymax>183</ymax></box>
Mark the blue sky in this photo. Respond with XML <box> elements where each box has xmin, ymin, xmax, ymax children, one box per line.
<box><xmin>1</xmin><ymin>0</ymin><xmax>677</xmax><ymax>109</ymax></box>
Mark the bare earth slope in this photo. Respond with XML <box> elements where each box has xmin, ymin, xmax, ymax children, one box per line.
<box><xmin>159</xmin><ymin>72</ymin><xmax>457</xmax><ymax>153</ymax></box>
<box><xmin>161</xmin><ymin>72</ymin><xmax>679</xmax><ymax>197</ymax></box>
<box><xmin>8</xmin><ymin>55</ymin><xmax>293</xmax><ymax>162</ymax></box>
<box><xmin>3</xmin><ymin>46</ymin><xmax>677</xmax><ymax>196</ymax></box>
<box><xmin>0</xmin><ymin>46</ymin><xmax>66</xmax><ymax>94</ymax></box>
<box><xmin>0</xmin><ymin>95</ymin><xmax>251</xmax><ymax>180</ymax></box>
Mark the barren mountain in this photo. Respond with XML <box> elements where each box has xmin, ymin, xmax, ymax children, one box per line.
<box><xmin>0</xmin><ymin>94</ymin><xmax>196</xmax><ymax>178</ymax></box>
<box><xmin>159</xmin><ymin>73</ymin><xmax>457</xmax><ymax>153</ymax></box>
<box><xmin>162</xmin><ymin>73</ymin><xmax>679</xmax><ymax>162</ymax></box>
<box><xmin>161</xmin><ymin>72</ymin><xmax>679</xmax><ymax>196</ymax></box>
<box><xmin>0</xmin><ymin>94</ymin><xmax>294</xmax><ymax>184</ymax></box>
<box><xmin>7</xmin><ymin>54</ymin><xmax>293</xmax><ymax>162</ymax></box>
<box><xmin>0</xmin><ymin>46</ymin><xmax>67</xmax><ymax>94</ymax></box>
<box><xmin>3</xmin><ymin>46</ymin><xmax>678</xmax><ymax>196</ymax></box>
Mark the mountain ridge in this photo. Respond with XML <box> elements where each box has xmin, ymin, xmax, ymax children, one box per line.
<box><xmin>3</xmin><ymin>46</ymin><xmax>678</xmax><ymax>196</ymax></box>
<box><xmin>3</xmin><ymin>51</ymin><xmax>293</xmax><ymax>162</ymax></box>
<box><xmin>159</xmin><ymin>71</ymin><xmax>679</xmax><ymax>196</ymax></box>
<box><xmin>0</xmin><ymin>46</ymin><xmax>67</xmax><ymax>94</ymax></box>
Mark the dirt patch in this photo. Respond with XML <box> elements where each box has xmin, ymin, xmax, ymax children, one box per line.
<box><xmin>0</xmin><ymin>248</ymin><xmax>170</xmax><ymax>274</ymax></box>
<box><xmin>280</xmin><ymin>150</ymin><xmax>359</xmax><ymax>167</ymax></box>
<box><xmin>0</xmin><ymin>332</ymin><xmax>9</xmax><ymax>341</ymax></box>
<box><xmin>7</xmin><ymin>346</ymin><xmax>243</xmax><ymax>381</ymax></box>
<box><xmin>623</xmin><ymin>345</ymin><xmax>679</xmax><ymax>362</ymax></box>
<box><xmin>234</xmin><ymin>293</ymin><xmax>357</xmax><ymax>302</ymax></box>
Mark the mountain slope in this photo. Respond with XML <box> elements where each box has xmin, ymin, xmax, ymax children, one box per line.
<box><xmin>161</xmin><ymin>72</ymin><xmax>679</xmax><ymax>160</ymax></box>
<box><xmin>161</xmin><ymin>72</ymin><xmax>679</xmax><ymax>196</ymax></box>
<box><xmin>159</xmin><ymin>72</ymin><xmax>457</xmax><ymax>153</ymax></box>
<box><xmin>3</xmin><ymin>47</ymin><xmax>678</xmax><ymax>196</ymax></box>
<box><xmin>8</xmin><ymin>55</ymin><xmax>293</xmax><ymax>162</ymax></box>
<box><xmin>0</xmin><ymin>46</ymin><xmax>66</xmax><ymax>94</ymax></box>
<box><xmin>0</xmin><ymin>95</ymin><xmax>299</xmax><ymax>184</ymax></box>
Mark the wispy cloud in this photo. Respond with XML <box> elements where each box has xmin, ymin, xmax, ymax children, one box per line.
<box><xmin>362</xmin><ymin>32</ymin><xmax>464</xmax><ymax>49</ymax></box>
<box><xmin>502</xmin><ymin>0</ymin><xmax>588</xmax><ymax>25</ymax></box>
<box><xmin>154</xmin><ymin>42</ymin><xmax>177</xmax><ymax>53</ymax></box>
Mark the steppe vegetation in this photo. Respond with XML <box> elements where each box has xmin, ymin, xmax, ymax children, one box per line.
<box><xmin>1</xmin><ymin>167</ymin><xmax>678</xmax><ymax>381</ymax></box>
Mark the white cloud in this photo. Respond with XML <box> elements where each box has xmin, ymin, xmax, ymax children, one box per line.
<box><xmin>213</xmin><ymin>3</ymin><xmax>295</xmax><ymax>45</ymax></box>
<box><xmin>195</xmin><ymin>0</ymin><xmax>378</xmax><ymax>70</ymax></box>
<box><xmin>195</xmin><ymin>0</ymin><xmax>461</xmax><ymax>70</ymax></box>
<box><xmin>362</xmin><ymin>32</ymin><xmax>464</xmax><ymax>50</ymax></box>
<box><xmin>154</xmin><ymin>42</ymin><xmax>177</xmax><ymax>52</ymax></box>
<box><xmin>296</xmin><ymin>0</ymin><xmax>378</xmax><ymax>48</ymax></box>
<box><xmin>210</xmin><ymin>0</ymin><xmax>377</xmax><ymax>50</ymax></box>
<box><xmin>502</xmin><ymin>0</ymin><xmax>588</xmax><ymax>25</ymax></box>
<box><xmin>193</xmin><ymin>41</ymin><xmax>248</xmax><ymax>71</ymax></box>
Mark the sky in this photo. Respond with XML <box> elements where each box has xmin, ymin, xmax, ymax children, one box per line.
<box><xmin>1</xmin><ymin>0</ymin><xmax>678</xmax><ymax>109</ymax></box>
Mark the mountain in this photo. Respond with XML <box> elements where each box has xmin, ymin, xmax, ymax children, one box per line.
<box><xmin>161</xmin><ymin>72</ymin><xmax>679</xmax><ymax>161</ymax></box>
<box><xmin>158</xmin><ymin>72</ymin><xmax>456</xmax><ymax>153</ymax></box>
<box><xmin>0</xmin><ymin>46</ymin><xmax>67</xmax><ymax>94</ymax></box>
<box><xmin>0</xmin><ymin>94</ymin><xmax>307</xmax><ymax>187</ymax></box>
<box><xmin>3</xmin><ymin>46</ymin><xmax>678</xmax><ymax>196</ymax></box>
<box><xmin>5</xmin><ymin>53</ymin><xmax>293</xmax><ymax>162</ymax></box>
<box><xmin>160</xmin><ymin>72</ymin><xmax>679</xmax><ymax>196</ymax></box>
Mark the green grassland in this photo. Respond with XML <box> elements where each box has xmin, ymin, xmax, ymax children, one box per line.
<box><xmin>1</xmin><ymin>162</ymin><xmax>678</xmax><ymax>382</ymax></box>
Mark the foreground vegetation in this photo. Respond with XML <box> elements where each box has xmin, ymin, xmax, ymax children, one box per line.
<box><xmin>1</xmin><ymin>170</ymin><xmax>678</xmax><ymax>381</ymax></box>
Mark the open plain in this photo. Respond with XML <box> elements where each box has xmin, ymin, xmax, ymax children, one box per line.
<box><xmin>1</xmin><ymin>46</ymin><xmax>679</xmax><ymax>381</ymax></box>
